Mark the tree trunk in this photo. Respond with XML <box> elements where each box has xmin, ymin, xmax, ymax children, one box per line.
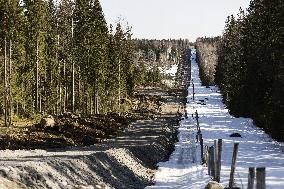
<box><xmin>57</xmin><ymin>62</ymin><xmax>60</xmax><ymax>115</ymax></box>
<box><xmin>78</xmin><ymin>67</ymin><xmax>81</xmax><ymax>112</ymax></box>
<box><xmin>63</xmin><ymin>60</ymin><xmax>66</xmax><ymax>113</ymax></box>
<box><xmin>36</xmin><ymin>38</ymin><xmax>39</xmax><ymax>112</ymax></box>
<box><xmin>39</xmin><ymin>91</ymin><xmax>42</xmax><ymax>113</ymax></box>
<box><xmin>4</xmin><ymin>37</ymin><xmax>8</xmax><ymax>127</ymax></box>
<box><xmin>86</xmin><ymin>91</ymin><xmax>88</xmax><ymax>115</ymax></box>
<box><xmin>118</xmin><ymin>59</ymin><xmax>121</xmax><ymax>115</ymax></box>
<box><xmin>56</xmin><ymin>33</ymin><xmax>61</xmax><ymax>115</ymax></box>
<box><xmin>72</xmin><ymin>62</ymin><xmax>75</xmax><ymax>113</ymax></box>
<box><xmin>43</xmin><ymin>66</ymin><xmax>47</xmax><ymax>113</ymax></box>
<box><xmin>16</xmin><ymin>101</ymin><xmax>19</xmax><ymax>115</ymax></box>
<box><xmin>71</xmin><ymin>17</ymin><xmax>75</xmax><ymax>113</ymax></box>
<box><xmin>90</xmin><ymin>95</ymin><xmax>93</xmax><ymax>115</ymax></box>
<box><xmin>93</xmin><ymin>79</ymin><xmax>99</xmax><ymax>115</ymax></box>
<box><xmin>21</xmin><ymin>82</ymin><xmax>24</xmax><ymax>115</ymax></box>
<box><xmin>93</xmin><ymin>90</ymin><xmax>97</xmax><ymax>115</ymax></box>
<box><xmin>8</xmin><ymin>39</ymin><xmax>12</xmax><ymax>126</ymax></box>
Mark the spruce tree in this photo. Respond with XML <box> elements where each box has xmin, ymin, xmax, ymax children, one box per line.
<box><xmin>91</xmin><ymin>0</ymin><xmax>109</xmax><ymax>114</ymax></box>
<box><xmin>215</xmin><ymin>0</ymin><xmax>284</xmax><ymax>140</ymax></box>
<box><xmin>0</xmin><ymin>0</ymin><xmax>26</xmax><ymax>125</ymax></box>
<box><xmin>57</xmin><ymin>0</ymin><xmax>74</xmax><ymax>113</ymax></box>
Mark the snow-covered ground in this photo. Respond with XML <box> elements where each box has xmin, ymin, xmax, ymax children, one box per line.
<box><xmin>147</xmin><ymin>49</ymin><xmax>284</xmax><ymax>189</ymax></box>
<box><xmin>164</xmin><ymin>65</ymin><xmax>178</xmax><ymax>76</ymax></box>
<box><xmin>159</xmin><ymin>64</ymin><xmax>178</xmax><ymax>76</ymax></box>
<box><xmin>161</xmin><ymin>64</ymin><xmax>178</xmax><ymax>87</ymax></box>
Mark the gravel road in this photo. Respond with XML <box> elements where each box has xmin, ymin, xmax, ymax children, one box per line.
<box><xmin>0</xmin><ymin>89</ymin><xmax>184</xmax><ymax>189</ymax></box>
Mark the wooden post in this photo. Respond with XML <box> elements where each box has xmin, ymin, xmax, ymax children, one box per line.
<box><xmin>256</xmin><ymin>167</ymin><xmax>265</xmax><ymax>189</ymax></box>
<box><xmin>185</xmin><ymin>109</ymin><xmax>188</xmax><ymax>119</ymax></box>
<box><xmin>229</xmin><ymin>143</ymin><xmax>239</xmax><ymax>188</ymax></box>
<box><xmin>195</xmin><ymin>110</ymin><xmax>200</xmax><ymax>133</ymax></box>
<box><xmin>207</xmin><ymin>147</ymin><xmax>211</xmax><ymax>175</ymax></box>
<box><xmin>216</xmin><ymin>139</ymin><xmax>223</xmax><ymax>182</ymax></box>
<box><xmin>209</xmin><ymin>146</ymin><xmax>215</xmax><ymax>176</ymax></box>
<box><xmin>208</xmin><ymin>146</ymin><xmax>211</xmax><ymax>175</ymax></box>
<box><xmin>200</xmin><ymin>134</ymin><xmax>204</xmax><ymax>163</ymax></box>
<box><xmin>247</xmin><ymin>167</ymin><xmax>255</xmax><ymax>189</ymax></box>
<box><xmin>214</xmin><ymin>140</ymin><xmax>218</xmax><ymax>180</ymax></box>
<box><xmin>205</xmin><ymin>145</ymin><xmax>209</xmax><ymax>165</ymax></box>
<box><xmin>192</xmin><ymin>80</ymin><xmax>195</xmax><ymax>100</ymax></box>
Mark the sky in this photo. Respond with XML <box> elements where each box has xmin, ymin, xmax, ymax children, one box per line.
<box><xmin>100</xmin><ymin>0</ymin><xmax>251</xmax><ymax>42</ymax></box>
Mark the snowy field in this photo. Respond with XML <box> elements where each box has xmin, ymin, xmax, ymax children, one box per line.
<box><xmin>147</xmin><ymin>49</ymin><xmax>284</xmax><ymax>189</ymax></box>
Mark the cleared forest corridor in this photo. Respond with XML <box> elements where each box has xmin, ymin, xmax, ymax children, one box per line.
<box><xmin>147</xmin><ymin>49</ymin><xmax>284</xmax><ymax>189</ymax></box>
<box><xmin>0</xmin><ymin>0</ymin><xmax>283</xmax><ymax>188</ymax></box>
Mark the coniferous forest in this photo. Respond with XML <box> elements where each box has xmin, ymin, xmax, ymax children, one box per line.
<box><xmin>0</xmin><ymin>0</ymin><xmax>189</xmax><ymax>128</ymax></box>
<box><xmin>0</xmin><ymin>0</ymin><xmax>138</xmax><ymax>124</ymax></box>
<box><xmin>213</xmin><ymin>0</ymin><xmax>283</xmax><ymax>141</ymax></box>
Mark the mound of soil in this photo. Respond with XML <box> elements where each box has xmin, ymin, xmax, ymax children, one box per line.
<box><xmin>0</xmin><ymin>113</ymin><xmax>136</xmax><ymax>150</ymax></box>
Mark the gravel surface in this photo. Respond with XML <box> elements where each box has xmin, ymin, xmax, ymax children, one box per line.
<box><xmin>0</xmin><ymin>89</ymin><xmax>183</xmax><ymax>189</ymax></box>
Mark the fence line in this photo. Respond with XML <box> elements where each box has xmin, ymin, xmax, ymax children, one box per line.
<box><xmin>192</xmin><ymin>94</ymin><xmax>266</xmax><ymax>188</ymax></box>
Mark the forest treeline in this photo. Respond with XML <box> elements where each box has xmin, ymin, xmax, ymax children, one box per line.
<box><xmin>134</xmin><ymin>39</ymin><xmax>192</xmax><ymax>85</ymax></box>
<box><xmin>195</xmin><ymin>37</ymin><xmax>220</xmax><ymax>86</ymax></box>
<box><xmin>196</xmin><ymin>0</ymin><xmax>283</xmax><ymax>140</ymax></box>
<box><xmin>0</xmin><ymin>0</ymin><xmax>190</xmax><ymax>127</ymax></box>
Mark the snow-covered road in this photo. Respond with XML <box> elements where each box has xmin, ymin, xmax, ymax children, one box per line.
<box><xmin>147</xmin><ymin>49</ymin><xmax>284</xmax><ymax>189</ymax></box>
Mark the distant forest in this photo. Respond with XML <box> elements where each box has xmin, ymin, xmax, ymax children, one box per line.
<box><xmin>0</xmin><ymin>0</ymin><xmax>190</xmax><ymax>127</ymax></box>
<box><xmin>195</xmin><ymin>36</ymin><xmax>220</xmax><ymax>86</ymax></box>
<box><xmin>196</xmin><ymin>0</ymin><xmax>284</xmax><ymax>141</ymax></box>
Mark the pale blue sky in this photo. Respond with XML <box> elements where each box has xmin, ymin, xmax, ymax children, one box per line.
<box><xmin>100</xmin><ymin>0</ymin><xmax>250</xmax><ymax>42</ymax></box>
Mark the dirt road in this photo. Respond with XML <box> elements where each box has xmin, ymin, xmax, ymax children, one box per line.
<box><xmin>0</xmin><ymin>88</ymin><xmax>185</xmax><ymax>189</ymax></box>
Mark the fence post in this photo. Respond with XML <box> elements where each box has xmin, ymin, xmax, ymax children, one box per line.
<box><xmin>209</xmin><ymin>146</ymin><xmax>215</xmax><ymax>177</ymax></box>
<box><xmin>214</xmin><ymin>140</ymin><xmax>218</xmax><ymax>180</ymax></box>
<box><xmin>192</xmin><ymin>81</ymin><xmax>195</xmax><ymax>100</ymax></box>
<box><xmin>195</xmin><ymin>110</ymin><xmax>201</xmax><ymax>143</ymax></box>
<box><xmin>206</xmin><ymin>146</ymin><xmax>210</xmax><ymax>175</ymax></box>
<box><xmin>200</xmin><ymin>134</ymin><xmax>204</xmax><ymax>163</ymax></box>
<box><xmin>216</xmin><ymin>139</ymin><xmax>223</xmax><ymax>182</ymax></box>
<box><xmin>256</xmin><ymin>167</ymin><xmax>266</xmax><ymax>189</ymax></box>
<box><xmin>195</xmin><ymin>110</ymin><xmax>200</xmax><ymax>133</ymax></box>
<box><xmin>205</xmin><ymin>145</ymin><xmax>209</xmax><ymax>165</ymax></box>
<box><xmin>248</xmin><ymin>167</ymin><xmax>255</xmax><ymax>189</ymax></box>
<box><xmin>228</xmin><ymin>143</ymin><xmax>239</xmax><ymax>188</ymax></box>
